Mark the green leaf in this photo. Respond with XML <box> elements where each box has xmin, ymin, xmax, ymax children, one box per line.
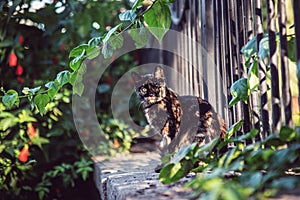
<box><xmin>132</xmin><ymin>0</ymin><xmax>144</xmax><ymax>10</ymax></box>
<box><xmin>159</xmin><ymin>160</ymin><xmax>193</xmax><ymax>184</ymax></box>
<box><xmin>69</xmin><ymin>44</ymin><xmax>89</xmax><ymax>58</ymax></box>
<box><xmin>109</xmin><ymin>35</ymin><xmax>124</xmax><ymax>50</ymax></box>
<box><xmin>45</xmin><ymin>81</ymin><xmax>59</xmax><ymax>99</ymax></box>
<box><xmin>119</xmin><ymin>10</ymin><xmax>137</xmax><ymax>22</ymax></box>
<box><xmin>0</xmin><ymin>39</ymin><xmax>14</xmax><ymax>48</ymax></box>
<box><xmin>171</xmin><ymin>142</ymin><xmax>199</xmax><ymax>164</ymax></box>
<box><xmin>247</xmin><ymin>60</ymin><xmax>259</xmax><ymax>92</ymax></box>
<box><xmin>86</xmin><ymin>46</ymin><xmax>100</xmax><ymax>59</ymax></box>
<box><xmin>229</xmin><ymin>78</ymin><xmax>249</xmax><ymax>107</ymax></box>
<box><xmin>70</xmin><ymin>49</ymin><xmax>85</xmax><ymax>71</ymax></box>
<box><xmin>279</xmin><ymin>126</ymin><xmax>297</xmax><ymax>142</ymax></box>
<box><xmin>287</xmin><ymin>36</ymin><xmax>296</xmax><ymax>62</ymax></box>
<box><xmin>0</xmin><ymin>112</ymin><xmax>18</xmax><ymax>131</ymax></box>
<box><xmin>103</xmin><ymin>24</ymin><xmax>123</xmax><ymax>44</ymax></box>
<box><xmin>258</xmin><ymin>37</ymin><xmax>269</xmax><ymax>60</ymax></box>
<box><xmin>129</xmin><ymin>24</ymin><xmax>149</xmax><ymax>48</ymax></box>
<box><xmin>234</xmin><ymin>128</ymin><xmax>259</xmax><ymax>142</ymax></box>
<box><xmin>196</xmin><ymin>136</ymin><xmax>220</xmax><ymax>157</ymax></box>
<box><xmin>88</xmin><ymin>37</ymin><xmax>102</xmax><ymax>47</ymax></box>
<box><xmin>102</xmin><ymin>42</ymin><xmax>113</xmax><ymax>59</ymax></box>
<box><xmin>241</xmin><ymin>36</ymin><xmax>257</xmax><ymax>61</ymax></box>
<box><xmin>2</xmin><ymin>89</ymin><xmax>19</xmax><ymax>109</ymax></box>
<box><xmin>144</xmin><ymin>0</ymin><xmax>171</xmax><ymax>42</ymax></box>
<box><xmin>34</xmin><ymin>94</ymin><xmax>50</xmax><ymax>115</ymax></box>
<box><xmin>56</xmin><ymin>70</ymin><xmax>71</xmax><ymax>87</ymax></box>
<box><xmin>225</xmin><ymin>120</ymin><xmax>244</xmax><ymax>141</ymax></box>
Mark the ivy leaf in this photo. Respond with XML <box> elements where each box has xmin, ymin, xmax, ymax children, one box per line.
<box><xmin>159</xmin><ymin>160</ymin><xmax>193</xmax><ymax>184</ymax></box>
<box><xmin>247</xmin><ymin>60</ymin><xmax>259</xmax><ymax>92</ymax></box>
<box><xmin>279</xmin><ymin>126</ymin><xmax>297</xmax><ymax>142</ymax></box>
<box><xmin>70</xmin><ymin>49</ymin><xmax>85</xmax><ymax>71</ymax></box>
<box><xmin>86</xmin><ymin>46</ymin><xmax>100</xmax><ymax>60</ymax></box>
<box><xmin>258</xmin><ymin>37</ymin><xmax>269</xmax><ymax>61</ymax></box>
<box><xmin>229</xmin><ymin>78</ymin><xmax>249</xmax><ymax>107</ymax></box>
<box><xmin>109</xmin><ymin>35</ymin><xmax>124</xmax><ymax>50</ymax></box>
<box><xmin>129</xmin><ymin>24</ymin><xmax>149</xmax><ymax>48</ymax></box>
<box><xmin>34</xmin><ymin>94</ymin><xmax>50</xmax><ymax>115</ymax></box>
<box><xmin>144</xmin><ymin>0</ymin><xmax>171</xmax><ymax>42</ymax></box>
<box><xmin>171</xmin><ymin>143</ymin><xmax>199</xmax><ymax>164</ymax></box>
<box><xmin>119</xmin><ymin>10</ymin><xmax>137</xmax><ymax>22</ymax></box>
<box><xmin>56</xmin><ymin>70</ymin><xmax>71</xmax><ymax>87</ymax></box>
<box><xmin>88</xmin><ymin>37</ymin><xmax>102</xmax><ymax>47</ymax></box>
<box><xmin>102</xmin><ymin>24</ymin><xmax>123</xmax><ymax>43</ymax></box>
<box><xmin>132</xmin><ymin>0</ymin><xmax>144</xmax><ymax>10</ymax></box>
<box><xmin>45</xmin><ymin>81</ymin><xmax>59</xmax><ymax>100</ymax></box>
<box><xmin>2</xmin><ymin>89</ymin><xmax>19</xmax><ymax>109</ymax></box>
<box><xmin>287</xmin><ymin>36</ymin><xmax>296</xmax><ymax>62</ymax></box>
<box><xmin>69</xmin><ymin>44</ymin><xmax>88</xmax><ymax>58</ymax></box>
<box><xmin>225</xmin><ymin>120</ymin><xmax>244</xmax><ymax>141</ymax></box>
<box><xmin>241</xmin><ymin>36</ymin><xmax>257</xmax><ymax>62</ymax></box>
<box><xmin>102</xmin><ymin>42</ymin><xmax>113</xmax><ymax>59</ymax></box>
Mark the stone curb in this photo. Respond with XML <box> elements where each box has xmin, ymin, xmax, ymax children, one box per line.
<box><xmin>93</xmin><ymin>152</ymin><xmax>193</xmax><ymax>200</ymax></box>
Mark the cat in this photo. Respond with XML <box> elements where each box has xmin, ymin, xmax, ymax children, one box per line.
<box><xmin>131</xmin><ymin>66</ymin><xmax>227</xmax><ymax>170</ymax></box>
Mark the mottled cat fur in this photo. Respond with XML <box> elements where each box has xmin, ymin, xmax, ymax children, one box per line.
<box><xmin>132</xmin><ymin>66</ymin><xmax>227</xmax><ymax>163</ymax></box>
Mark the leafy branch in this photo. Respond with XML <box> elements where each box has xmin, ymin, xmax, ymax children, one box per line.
<box><xmin>0</xmin><ymin>0</ymin><xmax>174</xmax><ymax>115</ymax></box>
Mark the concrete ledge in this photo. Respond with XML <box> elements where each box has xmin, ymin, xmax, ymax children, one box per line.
<box><xmin>93</xmin><ymin>152</ymin><xmax>193</xmax><ymax>200</ymax></box>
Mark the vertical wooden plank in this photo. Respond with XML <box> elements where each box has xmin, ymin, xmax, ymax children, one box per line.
<box><xmin>220</xmin><ymin>0</ymin><xmax>232</xmax><ymax>125</ymax></box>
<box><xmin>293</xmin><ymin>0</ymin><xmax>300</xmax><ymax>115</ymax></box>
<box><xmin>201</xmin><ymin>0</ymin><xmax>208</xmax><ymax>100</ymax></box>
<box><xmin>198</xmin><ymin>0</ymin><xmax>204</xmax><ymax>98</ymax></box>
<box><xmin>247</xmin><ymin>0</ymin><xmax>261</xmax><ymax>140</ymax></box>
<box><xmin>278</xmin><ymin>0</ymin><xmax>293</xmax><ymax>127</ymax></box>
<box><xmin>256</xmin><ymin>0</ymin><xmax>270</xmax><ymax>138</ymax></box>
<box><xmin>191</xmin><ymin>0</ymin><xmax>200</xmax><ymax>97</ymax></box>
<box><xmin>267</xmin><ymin>0</ymin><xmax>281</xmax><ymax>133</ymax></box>
<box><xmin>234</xmin><ymin>0</ymin><xmax>251</xmax><ymax>136</ymax></box>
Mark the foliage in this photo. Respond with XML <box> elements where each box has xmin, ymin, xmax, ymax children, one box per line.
<box><xmin>159</xmin><ymin>123</ymin><xmax>300</xmax><ymax>199</ymax></box>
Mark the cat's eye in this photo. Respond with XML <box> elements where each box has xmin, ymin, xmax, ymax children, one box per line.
<box><xmin>141</xmin><ymin>88</ymin><xmax>147</xmax><ymax>93</ymax></box>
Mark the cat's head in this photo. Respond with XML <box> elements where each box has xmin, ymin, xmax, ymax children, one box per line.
<box><xmin>131</xmin><ymin>66</ymin><xmax>167</xmax><ymax>104</ymax></box>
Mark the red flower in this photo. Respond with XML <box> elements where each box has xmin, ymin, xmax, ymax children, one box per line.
<box><xmin>53</xmin><ymin>56</ymin><xmax>58</xmax><ymax>64</ymax></box>
<box><xmin>9</xmin><ymin>51</ymin><xmax>18</xmax><ymax>67</ymax></box>
<box><xmin>106</xmin><ymin>76</ymin><xmax>113</xmax><ymax>86</ymax></box>
<box><xmin>113</xmin><ymin>140</ymin><xmax>120</xmax><ymax>148</ymax></box>
<box><xmin>27</xmin><ymin>123</ymin><xmax>36</xmax><ymax>138</ymax></box>
<box><xmin>19</xmin><ymin>35</ymin><xmax>24</xmax><ymax>45</ymax></box>
<box><xmin>17</xmin><ymin>77</ymin><xmax>24</xmax><ymax>83</ymax></box>
<box><xmin>60</xmin><ymin>43</ymin><xmax>65</xmax><ymax>51</ymax></box>
<box><xmin>15</xmin><ymin>65</ymin><xmax>24</xmax><ymax>76</ymax></box>
<box><xmin>19</xmin><ymin>145</ymin><xmax>29</xmax><ymax>163</ymax></box>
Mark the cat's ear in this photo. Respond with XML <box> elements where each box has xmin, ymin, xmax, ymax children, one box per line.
<box><xmin>131</xmin><ymin>71</ymin><xmax>141</xmax><ymax>82</ymax></box>
<box><xmin>154</xmin><ymin>66</ymin><xmax>164</xmax><ymax>79</ymax></box>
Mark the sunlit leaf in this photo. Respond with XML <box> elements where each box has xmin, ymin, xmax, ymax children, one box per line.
<box><xmin>119</xmin><ymin>10</ymin><xmax>137</xmax><ymax>22</ymax></box>
<box><xmin>2</xmin><ymin>89</ymin><xmax>19</xmax><ymax>109</ymax></box>
<box><xmin>144</xmin><ymin>1</ymin><xmax>171</xmax><ymax>42</ymax></box>
<box><xmin>229</xmin><ymin>78</ymin><xmax>249</xmax><ymax>107</ymax></box>
<box><xmin>34</xmin><ymin>94</ymin><xmax>50</xmax><ymax>115</ymax></box>
<box><xmin>225</xmin><ymin>120</ymin><xmax>244</xmax><ymax>141</ymax></box>
<box><xmin>129</xmin><ymin>24</ymin><xmax>149</xmax><ymax>48</ymax></box>
<box><xmin>56</xmin><ymin>70</ymin><xmax>71</xmax><ymax>87</ymax></box>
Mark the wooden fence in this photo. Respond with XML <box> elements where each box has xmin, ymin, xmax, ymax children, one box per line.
<box><xmin>159</xmin><ymin>0</ymin><xmax>300</xmax><ymax>139</ymax></box>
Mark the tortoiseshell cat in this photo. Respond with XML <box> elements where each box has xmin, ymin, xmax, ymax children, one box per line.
<box><xmin>132</xmin><ymin>66</ymin><xmax>227</xmax><ymax>168</ymax></box>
